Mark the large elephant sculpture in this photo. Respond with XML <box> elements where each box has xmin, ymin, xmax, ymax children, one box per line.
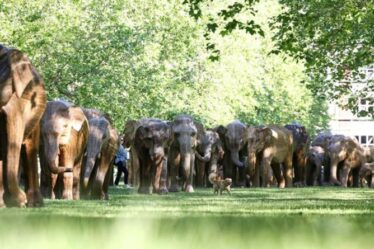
<box><xmin>0</xmin><ymin>45</ymin><xmax>46</xmax><ymax>207</ymax></box>
<box><xmin>285</xmin><ymin>124</ymin><xmax>308</xmax><ymax>186</ymax></box>
<box><xmin>168</xmin><ymin>114</ymin><xmax>204</xmax><ymax>192</ymax></box>
<box><xmin>247</xmin><ymin>125</ymin><xmax>293</xmax><ymax>188</ymax></box>
<box><xmin>216</xmin><ymin>120</ymin><xmax>248</xmax><ymax>187</ymax></box>
<box><xmin>40</xmin><ymin>100</ymin><xmax>88</xmax><ymax>200</ymax></box>
<box><xmin>133</xmin><ymin>118</ymin><xmax>171</xmax><ymax>194</ymax></box>
<box><xmin>81</xmin><ymin>109</ymin><xmax>119</xmax><ymax>200</ymax></box>
<box><xmin>195</xmin><ymin>129</ymin><xmax>224</xmax><ymax>187</ymax></box>
<box><xmin>327</xmin><ymin>135</ymin><xmax>366</xmax><ymax>187</ymax></box>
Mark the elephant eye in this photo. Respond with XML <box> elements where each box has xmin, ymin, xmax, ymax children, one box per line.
<box><xmin>191</xmin><ymin>131</ymin><xmax>196</xmax><ymax>136</ymax></box>
<box><xmin>174</xmin><ymin>132</ymin><xmax>180</xmax><ymax>137</ymax></box>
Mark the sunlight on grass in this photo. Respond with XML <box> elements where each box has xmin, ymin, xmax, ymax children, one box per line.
<box><xmin>1</xmin><ymin>187</ymin><xmax>374</xmax><ymax>249</ymax></box>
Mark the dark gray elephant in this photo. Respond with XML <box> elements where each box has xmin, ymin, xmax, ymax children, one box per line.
<box><xmin>168</xmin><ymin>115</ymin><xmax>204</xmax><ymax>192</ymax></box>
<box><xmin>246</xmin><ymin>125</ymin><xmax>293</xmax><ymax>188</ymax></box>
<box><xmin>195</xmin><ymin>130</ymin><xmax>224</xmax><ymax>187</ymax></box>
<box><xmin>81</xmin><ymin>109</ymin><xmax>119</xmax><ymax>200</ymax></box>
<box><xmin>133</xmin><ymin>118</ymin><xmax>171</xmax><ymax>194</ymax></box>
<box><xmin>284</xmin><ymin>124</ymin><xmax>308</xmax><ymax>186</ymax></box>
<box><xmin>216</xmin><ymin>120</ymin><xmax>247</xmax><ymax>187</ymax></box>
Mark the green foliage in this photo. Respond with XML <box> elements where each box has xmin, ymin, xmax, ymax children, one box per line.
<box><xmin>0</xmin><ymin>0</ymin><xmax>328</xmax><ymax>135</ymax></box>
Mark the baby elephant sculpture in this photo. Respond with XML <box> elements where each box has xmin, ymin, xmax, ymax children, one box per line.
<box><xmin>40</xmin><ymin>100</ymin><xmax>89</xmax><ymax>200</ymax></box>
<box><xmin>0</xmin><ymin>45</ymin><xmax>46</xmax><ymax>207</ymax></box>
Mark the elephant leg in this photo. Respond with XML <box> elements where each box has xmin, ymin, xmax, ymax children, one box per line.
<box><xmin>196</xmin><ymin>160</ymin><xmax>205</xmax><ymax>187</ymax></box>
<box><xmin>73</xmin><ymin>161</ymin><xmax>82</xmax><ymax>200</ymax></box>
<box><xmin>4</xmin><ymin>110</ymin><xmax>26</xmax><ymax>207</ymax></box>
<box><xmin>92</xmin><ymin>153</ymin><xmax>112</xmax><ymax>200</ymax></box>
<box><xmin>251</xmin><ymin>157</ymin><xmax>260</xmax><ymax>187</ymax></box>
<box><xmin>168</xmin><ymin>150</ymin><xmax>180</xmax><ymax>192</ymax></box>
<box><xmin>62</xmin><ymin>172</ymin><xmax>74</xmax><ymax>200</ymax></box>
<box><xmin>261</xmin><ymin>157</ymin><xmax>272</xmax><ymax>187</ymax></box>
<box><xmin>271</xmin><ymin>163</ymin><xmax>284</xmax><ymax>188</ymax></box>
<box><xmin>22</xmin><ymin>127</ymin><xmax>43</xmax><ymax>207</ymax></box>
<box><xmin>283</xmin><ymin>154</ymin><xmax>293</xmax><ymax>187</ymax></box>
<box><xmin>340</xmin><ymin>164</ymin><xmax>350</xmax><ymax>188</ymax></box>
<box><xmin>237</xmin><ymin>166</ymin><xmax>245</xmax><ymax>187</ymax></box>
<box><xmin>50</xmin><ymin>173</ymin><xmax>58</xmax><ymax>199</ymax></box>
<box><xmin>0</xmin><ymin>160</ymin><xmax>4</xmax><ymax>208</ymax></box>
<box><xmin>102</xmin><ymin>163</ymin><xmax>113</xmax><ymax>200</ymax></box>
<box><xmin>139</xmin><ymin>156</ymin><xmax>152</xmax><ymax>194</ymax></box>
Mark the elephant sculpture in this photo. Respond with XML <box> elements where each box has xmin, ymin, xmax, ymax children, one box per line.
<box><xmin>40</xmin><ymin>100</ymin><xmax>89</xmax><ymax>200</ymax></box>
<box><xmin>327</xmin><ymin>135</ymin><xmax>365</xmax><ymax>187</ymax></box>
<box><xmin>285</xmin><ymin>124</ymin><xmax>308</xmax><ymax>186</ymax></box>
<box><xmin>132</xmin><ymin>118</ymin><xmax>171</xmax><ymax>194</ymax></box>
<box><xmin>247</xmin><ymin>125</ymin><xmax>293</xmax><ymax>188</ymax></box>
<box><xmin>168</xmin><ymin>114</ymin><xmax>204</xmax><ymax>192</ymax></box>
<box><xmin>195</xmin><ymin>129</ymin><xmax>224</xmax><ymax>187</ymax></box>
<box><xmin>81</xmin><ymin>109</ymin><xmax>119</xmax><ymax>200</ymax></box>
<box><xmin>216</xmin><ymin>120</ymin><xmax>248</xmax><ymax>187</ymax></box>
<box><xmin>0</xmin><ymin>45</ymin><xmax>46</xmax><ymax>207</ymax></box>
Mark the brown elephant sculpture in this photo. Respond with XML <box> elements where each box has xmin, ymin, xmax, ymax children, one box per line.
<box><xmin>247</xmin><ymin>125</ymin><xmax>293</xmax><ymax>188</ymax></box>
<box><xmin>327</xmin><ymin>135</ymin><xmax>365</xmax><ymax>187</ymax></box>
<box><xmin>81</xmin><ymin>109</ymin><xmax>119</xmax><ymax>199</ymax></box>
<box><xmin>40</xmin><ymin>100</ymin><xmax>88</xmax><ymax>200</ymax></box>
<box><xmin>0</xmin><ymin>45</ymin><xmax>46</xmax><ymax>207</ymax></box>
<box><xmin>285</xmin><ymin>124</ymin><xmax>308</xmax><ymax>186</ymax></box>
<box><xmin>168</xmin><ymin>114</ymin><xmax>204</xmax><ymax>192</ymax></box>
<box><xmin>133</xmin><ymin>118</ymin><xmax>171</xmax><ymax>194</ymax></box>
<box><xmin>216</xmin><ymin>121</ymin><xmax>249</xmax><ymax>187</ymax></box>
<box><xmin>195</xmin><ymin>129</ymin><xmax>224</xmax><ymax>187</ymax></box>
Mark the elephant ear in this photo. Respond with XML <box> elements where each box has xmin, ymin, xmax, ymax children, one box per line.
<box><xmin>215</xmin><ymin>125</ymin><xmax>227</xmax><ymax>138</ymax></box>
<box><xmin>69</xmin><ymin>107</ymin><xmax>87</xmax><ymax>132</ymax></box>
<box><xmin>123</xmin><ymin>120</ymin><xmax>140</xmax><ymax>147</ymax></box>
<box><xmin>9</xmin><ymin>49</ymin><xmax>34</xmax><ymax>98</ymax></box>
<box><xmin>260</xmin><ymin>127</ymin><xmax>273</xmax><ymax>145</ymax></box>
<box><xmin>194</xmin><ymin>121</ymin><xmax>205</xmax><ymax>141</ymax></box>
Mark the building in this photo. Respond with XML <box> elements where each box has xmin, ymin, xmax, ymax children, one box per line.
<box><xmin>328</xmin><ymin>66</ymin><xmax>374</xmax><ymax>147</ymax></box>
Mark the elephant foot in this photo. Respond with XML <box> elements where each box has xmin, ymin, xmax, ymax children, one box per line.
<box><xmin>27</xmin><ymin>189</ymin><xmax>44</xmax><ymax>207</ymax></box>
<box><xmin>328</xmin><ymin>179</ymin><xmax>341</xmax><ymax>186</ymax></box>
<box><xmin>157</xmin><ymin>187</ymin><xmax>169</xmax><ymax>195</ymax></box>
<box><xmin>168</xmin><ymin>185</ymin><xmax>180</xmax><ymax>192</ymax></box>
<box><xmin>185</xmin><ymin>185</ymin><xmax>194</xmax><ymax>193</ymax></box>
<box><xmin>278</xmin><ymin>181</ymin><xmax>286</xmax><ymax>189</ymax></box>
<box><xmin>138</xmin><ymin>186</ymin><xmax>152</xmax><ymax>194</ymax></box>
<box><xmin>293</xmin><ymin>181</ymin><xmax>305</xmax><ymax>188</ymax></box>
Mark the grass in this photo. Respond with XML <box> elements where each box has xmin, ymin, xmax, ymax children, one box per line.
<box><xmin>1</xmin><ymin>187</ymin><xmax>374</xmax><ymax>249</ymax></box>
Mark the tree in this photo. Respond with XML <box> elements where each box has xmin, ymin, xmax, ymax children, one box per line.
<box><xmin>184</xmin><ymin>0</ymin><xmax>374</xmax><ymax>117</ymax></box>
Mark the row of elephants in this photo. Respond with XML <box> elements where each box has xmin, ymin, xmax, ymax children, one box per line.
<box><xmin>0</xmin><ymin>45</ymin><xmax>373</xmax><ymax>208</ymax></box>
<box><xmin>124</xmin><ymin>117</ymin><xmax>374</xmax><ymax>195</ymax></box>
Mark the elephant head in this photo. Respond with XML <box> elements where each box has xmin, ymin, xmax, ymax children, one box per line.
<box><xmin>195</xmin><ymin>130</ymin><xmax>221</xmax><ymax>162</ymax></box>
<box><xmin>216</xmin><ymin>120</ymin><xmax>248</xmax><ymax>168</ymax></box>
<box><xmin>135</xmin><ymin>118</ymin><xmax>171</xmax><ymax>163</ymax></box>
<box><xmin>82</xmin><ymin>117</ymin><xmax>111</xmax><ymax>189</ymax></box>
<box><xmin>170</xmin><ymin>115</ymin><xmax>204</xmax><ymax>192</ymax></box>
<box><xmin>246</xmin><ymin>126</ymin><xmax>272</xmax><ymax>172</ymax></box>
<box><xmin>41</xmin><ymin>101</ymin><xmax>87</xmax><ymax>174</ymax></box>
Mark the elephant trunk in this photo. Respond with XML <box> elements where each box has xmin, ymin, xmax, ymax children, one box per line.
<box><xmin>181</xmin><ymin>152</ymin><xmax>192</xmax><ymax>179</ymax></box>
<box><xmin>196</xmin><ymin>150</ymin><xmax>211</xmax><ymax>162</ymax></box>
<box><xmin>83</xmin><ymin>157</ymin><xmax>96</xmax><ymax>189</ymax></box>
<box><xmin>48</xmin><ymin>160</ymin><xmax>71</xmax><ymax>174</ymax></box>
<box><xmin>231</xmin><ymin>150</ymin><xmax>244</xmax><ymax>167</ymax></box>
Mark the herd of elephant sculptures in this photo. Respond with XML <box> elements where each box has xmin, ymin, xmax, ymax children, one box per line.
<box><xmin>1</xmin><ymin>45</ymin><xmax>374</xmax><ymax>208</ymax></box>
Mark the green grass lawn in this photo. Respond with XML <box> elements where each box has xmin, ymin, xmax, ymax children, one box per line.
<box><xmin>1</xmin><ymin>187</ymin><xmax>374</xmax><ymax>249</ymax></box>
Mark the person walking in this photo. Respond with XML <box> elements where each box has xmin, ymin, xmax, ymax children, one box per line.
<box><xmin>114</xmin><ymin>144</ymin><xmax>131</xmax><ymax>188</ymax></box>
